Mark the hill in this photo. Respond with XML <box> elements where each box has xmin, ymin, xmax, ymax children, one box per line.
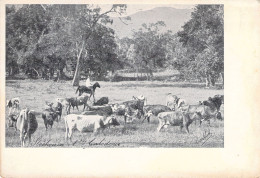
<box><xmin>108</xmin><ymin>7</ymin><xmax>193</xmax><ymax>38</ymax></box>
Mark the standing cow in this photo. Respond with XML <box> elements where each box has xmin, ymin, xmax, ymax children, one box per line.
<box><xmin>64</xmin><ymin>114</ymin><xmax>120</xmax><ymax>142</ymax></box>
<box><xmin>16</xmin><ymin>108</ymin><xmax>38</xmax><ymax>147</ymax></box>
<box><xmin>157</xmin><ymin>111</ymin><xmax>202</xmax><ymax>133</ymax></box>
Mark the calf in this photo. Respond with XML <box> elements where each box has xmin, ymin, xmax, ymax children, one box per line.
<box><xmin>66</xmin><ymin>93</ymin><xmax>90</xmax><ymax>114</ymax></box>
<box><xmin>143</xmin><ymin>105</ymin><xmax>172</xmax><ymax>123</ymax></box>
<box><xmin>94</xmin><ymin>97</ymin><xmax>109</xmax><ymax>106</ymax></box>
<box><xmin>157</xmin><ymin>111</ymin><xmax>202</xmax><ymax>133</ymax></box>
<box><xmin>6</xmin><ymin>97</ymin><xmax>20</xmax><ymax>115</ymax></box>
<box><xmin>16</xmin><ymin>108</ymin><xmax>38</xmax><ymax>147</ymax></box>
<box><xmin>64</xmin><ymin>114</ymin><xmax>120</xmax><ymax>141</ymax></box>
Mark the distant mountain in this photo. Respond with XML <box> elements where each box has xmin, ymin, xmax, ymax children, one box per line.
<box><xmin>108</xmin><ymin>7</ymin><xmax>193</xmax><ymax>38</ymax></box>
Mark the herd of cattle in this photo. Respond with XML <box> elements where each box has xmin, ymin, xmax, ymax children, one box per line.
<box><xmin>6</xmin><ymin>83</ymin><xmax>224</xmax><ymax>147</ymax></box>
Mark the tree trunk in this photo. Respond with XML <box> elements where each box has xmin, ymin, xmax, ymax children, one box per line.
<box><xmin>72</xmin><ymin>55</ymin><xmax>81</xmax><ymax>86</ymax></box>
<box><xmin>72</xmin><ymin>42</ymin><xmax>85</xmax><ymax>86</ymax></box>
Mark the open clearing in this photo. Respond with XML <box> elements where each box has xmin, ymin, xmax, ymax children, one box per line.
<box><xmin>5</xmin><ymin>79</ymin><xmax>224</xmax><ymax>148</ymax></box>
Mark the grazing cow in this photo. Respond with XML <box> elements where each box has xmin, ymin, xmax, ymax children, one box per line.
<box><xmin>75</xmin><ymin>82</ymin><xmax>100</xmax><ymax>102</ymax></box>
<box><xmin>157</xmin><ymin>111</ymin><xmax>202</xmax><ymax>133</ymax></box>
<box><xmin>66</xmin><ymin>93</ymin><xmax>90</xmax><ymax>114</ymax></box>
<box><xmin>64</xmin><ymin>114</ymin><xmax>120</xmax><ymax>141</ymax></box>
<box><xmin>143</xmin><ymin>105</ymin><xmax>172</xmax><ymax>123</ymax></box>
<box><xmin>94</xmin><ymin>97</ymin><xmax>109</xmax><ymax>106</ymax></box>
<box><xmin>16</xmin><ymin>108</ymin><xmax>38</xmax><ymax>147</ymax></box>
<box><xmin>6</xmin><ymin>97</ymin><xmax>20</xmax><ymax>115</ymax></box>
<box><xmin>87</xmin><ymin>105</ymin><xmax>113</xmax><ymax>116</ymax></box>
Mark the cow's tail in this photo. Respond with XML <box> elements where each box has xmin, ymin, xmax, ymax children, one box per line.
<box><xmin>75</xmin><ymin>86</ymin><xmax>80</xmax><ymax>94</ymax></box>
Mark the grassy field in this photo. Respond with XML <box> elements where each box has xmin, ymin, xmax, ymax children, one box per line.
<box><xmin>5</xmin><ymin>79</ymin><xmax>224</xmax><ymax>148</ymax></box>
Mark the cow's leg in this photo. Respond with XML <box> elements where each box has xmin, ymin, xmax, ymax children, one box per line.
<box><xmin>20</xmin><ymin>132</ymin><xmax>24</xmax><ymax>147</ymax></box>
<box><xmin>184</xmin><ymin>124</ymin><xmax>190</xmax><ymax>134</ymax></box>
<box><xmin>124</xmin><ymin>115</ymin><xmax>127</xmax><ymax>124</ymax></box>
<box><xmin>157</xmin><ymin>120</ymin><xmax>164</xmax><ymax>132</ymax></box>
<box><xmin>147</xmin><ymin>116</ymin><xmax>150</xmax><ymax>123</ymax></box>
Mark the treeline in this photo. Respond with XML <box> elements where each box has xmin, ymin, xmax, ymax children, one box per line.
<box><xmin>117</xmin><ymin>5</ymin><xmax>224</xmax><ymax>87</ymax></box>
<box><xmin>6</xmin><ymin>5</ymin><xmax>223</xmax><ymax>87</ymax></box>
<box><xmin>6</xmin><ymin>4</ymin><xmax>126</xmax><ymax>84</ymax></box>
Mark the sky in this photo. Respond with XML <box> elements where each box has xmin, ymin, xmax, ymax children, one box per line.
<box><xmin>98</xmin><ymin>4</ymin><xmax>195</xmax><ymax>17</ymax></box>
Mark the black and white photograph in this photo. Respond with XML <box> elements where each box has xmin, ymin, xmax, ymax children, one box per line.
<box><xmin>5</xmin><ymin>4</ymin><xmax>224</xmax><ymax>148</ymax></box>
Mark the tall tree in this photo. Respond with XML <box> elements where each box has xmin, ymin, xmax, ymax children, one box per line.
<box><xmin>177</xmin><ymin>5</ymin><xmax>224</xmax><ymax>86</ymax></box>
<box><xmin>46</xmin><ymin>5</ymin><xmax>126</xmax><ymax>86</ymax></box>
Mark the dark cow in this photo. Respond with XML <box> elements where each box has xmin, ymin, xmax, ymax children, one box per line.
<box><xmin>7</xmin><ymin>114</ymin><xmax>19</xmax><ymax>130</ymax></box>
<box><xmin>142</xmin><ymin>105</ymin><xmax>172</xmax><ymax>123</ymax></box>
<box><xmin>87</xmin><ymin>105</ymin><xmax>113</xmax><ymax>116</ymax></box>
<box><xmin>94</xmin><ymin>97</ymin><xmax>109</xmax><ymax>106</ymax></box>
<box><xmin>16</xmin><ymin>109</ymin><xmax>38</xmax><ymax>147</ymax></box>
<box><xmin>122</xmin><ymin>98</ymin><xmax>145</xmax><ymax>117</ymax></box>
<box><xmin>45</xmin><ymin>101</ymin><xmax>62</xmax><ymax>121</ymax></box>
<box><xmin>65</xmin><ymin>94</ymin><xmax>90</xmax><ymax>114</ymax></box>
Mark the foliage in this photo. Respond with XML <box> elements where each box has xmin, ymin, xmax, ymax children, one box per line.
<box><xmin>6</xmin><ymin>4</ymin><xmax>126</xmax><ymax>82</ymax></box>
<box><xmin>176</xmin><ymin>5</ymin><xmax>224</xmax><ymax>86</ymax></box>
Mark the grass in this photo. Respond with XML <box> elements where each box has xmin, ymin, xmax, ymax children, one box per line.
<box><xmin>5</xmin><ymin>79</ymin><xmax>224</xmax><ymax>148</ymax></box>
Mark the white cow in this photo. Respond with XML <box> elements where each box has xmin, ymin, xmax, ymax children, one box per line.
<box><xmin>64</xmin><ymin>114</ymin><xmax>120</xmax><ymax>141</ymax></box>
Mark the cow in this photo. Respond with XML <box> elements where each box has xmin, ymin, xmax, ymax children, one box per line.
<box><xmin>42</xmin><ymin>108</ymin><xmax>60</xmax><ymax>131</ymax></box>
<box><xmin>87</xmin><ymin>105</ymin><xmax>113</xmax><ymax>116</ymax></box>
<box><xmin>65</xmin><ymin>93</ymin><xmax>90</xmax><ymax>114</ymax></box>
<box><xmin>64</xmin><ymin>114</ymin><xmax>120</xmax><ymax>142</ymax></box>
<box><xmin>16</xmin><ymin>108</ymin><xmax>38</xmax><ymax>147</ymax></box>
<box><xmin>94</xmin><ymin>97</ymin><xmax>109</xmax><ymax>106</ymax></box>
<box><xmin>157</xmin><ymin>111</ymin><xmax>202</xmax><ymax>133</ymax></box>
<box><xmin>124</xmin><ymin>106</ymin><xmax>139</xmax><ymax>123</ymax></box>
<box><xmin>182</xmin><ymin>95</ymin><xmax>224</xmax><ymax>126</ymax></box>
<box><xmin>6</xmin><ymin>97</ymin><xmax>20</xmax><ymax>115</ymax></box>
<box><xmin>111</xmin><ymin>104</ymin><xmax>139</xmax><ymax>123</ymax></box>
<box><xmin>45</xmin><ymin>101</ymin><xmax>62</xmax><ymax>121</ymax></box>
<box><xmin>7</xmin><ymin>114</ymin><xmax>19</xmax><ymax>130</ymax></box>
<box><xmin>122</xmin><ymin>96</ymin><xmax>146</xmax><ymax>117</ymax></box>
<box><xmin>142</xmin><ymin>105</ymin><xmax>172</xmax><ymax>123</ymax></box>
<box><xmin>198</xmin><ymin>95</ymin><xmax>224</xmax><ymax>122</ymax></box>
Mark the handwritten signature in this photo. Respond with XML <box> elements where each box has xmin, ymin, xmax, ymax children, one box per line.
<box><xmin>30</xmin><ymin>136</ymin><xmax>120</xmax><ymax>147</ymax></box>
<box><xmin>195</xmin><ymin>129</ymin><xmax>213</xmax><ymax>146</ymax></box>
